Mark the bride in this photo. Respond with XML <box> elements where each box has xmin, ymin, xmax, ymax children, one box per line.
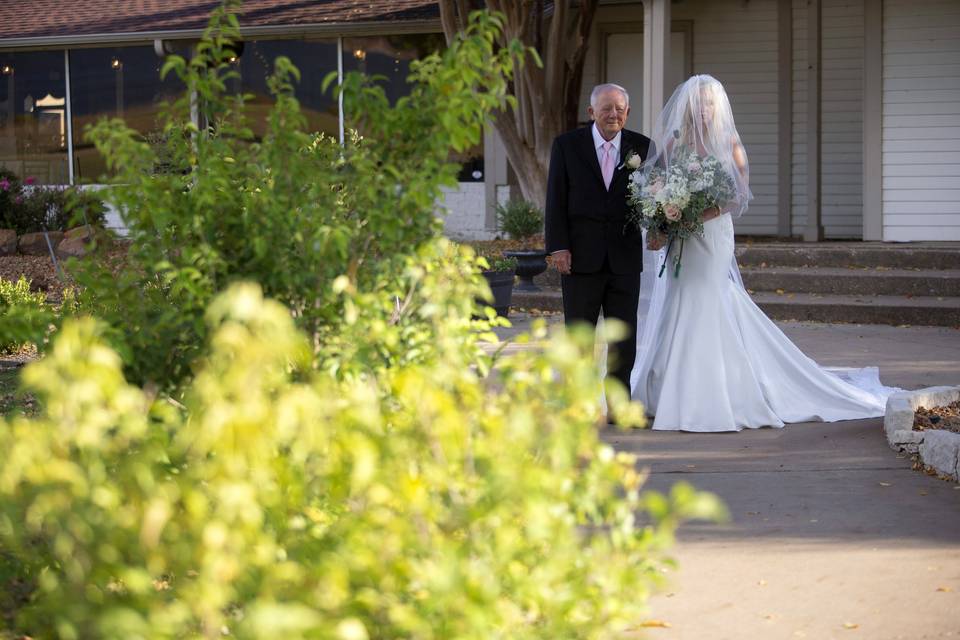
<box><xmin>629</xmin><ymin>75</ymin><xmax>897</xmax><ymax>432</ymax></box>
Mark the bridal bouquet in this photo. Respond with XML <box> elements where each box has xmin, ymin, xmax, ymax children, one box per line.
<box><xmin>626</xmin><ymin>138</ymin><xmax>736</xmax><ymax>276</ymax></box>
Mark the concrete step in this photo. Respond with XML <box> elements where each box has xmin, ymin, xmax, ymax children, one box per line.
<box><xmin>511</xmin><ymin>286</ymin><xmax>960</xmax><ymax>327</ymax></box>
<box><xmin>512</xmin><ymin>287</ymin><xmax>563</xmax><ymax>313</ymax></box>
<box><xmin>750</xmin><ymin>292</ymin><xmax>960</xmax><ymax>327</ymax></box>
<box><xmin>740</xmin><ymin>266</ymin><xmax>960</xmax><ymax>297</ymax></box>
<box><xmin>735</xmin><ymin>242</ymin><xmax>960</xmax><ymax>270</ymax></box>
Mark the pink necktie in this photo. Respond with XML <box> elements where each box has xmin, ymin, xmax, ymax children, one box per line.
<box><xmin>601</xmin><ymin>141</ymin><xmax>615</xmax><ymax>190</ymax></box>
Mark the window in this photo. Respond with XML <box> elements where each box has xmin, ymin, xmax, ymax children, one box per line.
<box><xmin>228</xmin><ymin>38</ymin><xmax>339</xmax><ymax>140</ymax></box>
<box><xmin>341</xmin><ymin>33</ymin><xmax>483</xmax><ymax>182</ymax></box>
<box><xmin>0</xmin><ymin>51</ymin><xmax>69</xmax><ymax>185</ymax></box>
<box><xmin>69</xmin><ymin>46</ymin><xmax>183</xmax><ymax>182</ymax></box>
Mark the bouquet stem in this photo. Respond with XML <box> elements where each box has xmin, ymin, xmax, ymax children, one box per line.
<box><xmin>658</xmin><ymin>235</ymin><xmax>676</xmax><ymax>278</ymax></box>
<box><xmin>674</xmin><ymin>238</ymin><xmax>685</xmax><ymax>277</ymax></box>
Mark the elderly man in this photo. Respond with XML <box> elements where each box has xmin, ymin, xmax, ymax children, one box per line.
<box><xmin>544</xmin><ymin>83</ymin><xmax>652</xmax><ymax>418</ymax></box>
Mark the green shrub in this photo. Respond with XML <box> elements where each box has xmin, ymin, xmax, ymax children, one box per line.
<box><xmin>0</xmin><ymin>277</ymin><xmax>50</xmax><ymax>354</ymax></box>
<box><xmin>495</xmin><ymin>199</ymin><xmax>544</xmax><ymax>243</ymax></box>
<box><xmin>69</xmin><ymin>2</ymin><xmax>527</xmax><ymax>392</ymax></box>
<box><xmin>481</xmin><ymin>254</ymin><xmax>517</xmax><ymax>272</ymax></box>
<box><xmin>0</xmin><ymin>283</ymin><xmax>725</xmax><ymax>639</ymax></box>
<box><xmin>0</xmin><ymin>170</ymin><xmax>106</xmax><ymax>235</ymax></box>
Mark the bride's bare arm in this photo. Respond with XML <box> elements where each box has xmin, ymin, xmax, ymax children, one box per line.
<box><xmin>706</xmin><ymin>142</ymin><xmax>749</xmax><ymax>220</ymax></box>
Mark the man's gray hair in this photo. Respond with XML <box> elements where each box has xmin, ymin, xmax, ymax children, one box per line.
<box><xmin>590</xmin><ymin>83</ymin><xmax>630</xmax><ymax>107</ymax></box>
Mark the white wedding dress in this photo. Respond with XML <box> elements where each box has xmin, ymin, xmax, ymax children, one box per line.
<box><xmin>629</xmin><ymin>213</ymin><xmax>897</xmax><ymax>432</ymax></box>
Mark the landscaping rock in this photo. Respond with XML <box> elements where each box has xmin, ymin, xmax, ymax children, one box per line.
<box><xmin>919</xmin><ymin>430</ymin><xmax>960</xmax><ymax>481</ymax></box>
<box><xmin>65</xmin><ymin>225</ymin><xmax>94</xmax><ymax>241</ymax></box>
<box><xmin>18</xmin><ymin>231</ymin><xmax>64</xmax><ymax>256</ymax></box>
<box><xmin>0</xmin><ymin>229</ymin><xmax>17</xmax><ymax>256</ymax></box>
<box><xmin>884</xmin><ymin>385</ymin><xmax>960</xmax><ymax>480</ymax></box>
<box><xmin>56</xmin><ymin>235</ymin><xmax>89</xmax><ymax>258</ymax></box>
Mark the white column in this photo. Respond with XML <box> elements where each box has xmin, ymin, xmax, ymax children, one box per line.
<box><xmin>804</xmin><ymin>0</ymin><xmax>823</xmax><ymax>242</ymax></box>
<box><xmin>64</xmin><ymin>49</ymin><xmax>75</xmax><ymax>185</ymax></box>
<box><xmin>642</xmin><ymin>0</ymin><xmax>670</xmax><ymax>134</ymax></box>
<box><xmin>862</xmin><ymin>0</ymin><xmax>883</xmax><ymax>241</ymax></box>
<box><xmin>336</xmin><ymin>36</ymin><xmax>345</xmax><ymax>146</ymax></box>
<box><xmin>777</xmin><ymin>0</ymin><xmax>792</xmax><ymax>237</ymax></box>
<box><xmin>483</xmin><ymin>125</ymin><xmax>509</xmax><ymax>233</ymax></box>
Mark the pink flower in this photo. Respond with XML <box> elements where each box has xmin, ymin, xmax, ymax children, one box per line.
<box><xmin>0</xmin><ymin>178</ymin><xmax>9</xmax><ymax>191</ymax></box>
<box><xmin>648</xmin><ymin>178</ymin><xmax>664</xmax><ymax>194</ymax></box>
<box><xmin>24</xmin><ymin>176</ymin><xmax>35</xmax><ymax>185</ymax></box>
<box><xmin>14</xmin><ymin>195</ymin><xmax>22</xmax><ymax>204</ymax></box>
<box><xmin>687</xmin><ymin>160</ymin><xmax>702</xmax><ymax>173</ymax></box>
<box><xmin>664</xmin><ymin>204</ymin><xmax>682</xmax><ymax>221</ymax></box>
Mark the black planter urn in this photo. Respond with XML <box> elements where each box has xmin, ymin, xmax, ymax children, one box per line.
<box><xmin>480</xmin><ymin>268</ymin><xmax>515</xmax><ymax>317</ymax></box>
<box><xmin>503</xmin><ymin>250</ymin><xmax>548</xmax><ymax>291</ymax></box>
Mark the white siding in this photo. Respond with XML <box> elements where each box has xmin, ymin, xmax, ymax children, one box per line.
<box><xmin>674</xmin><ymin>0</ymin><xmax>781</xmax><ymax>236</ymax></box>
<box><xmin>882</xmin><ymin>0</ymin><xmax>960</xmax><ymax>241</ymax></box>
<box><xmin>440</xmin><ymin>183</ymin><xmax>495</xmax><ymax>241</ymax></box>
<box><xmin>792</xmin><ymin>0</ymin><xmax>865</xmax><ymax>239</ymax></box>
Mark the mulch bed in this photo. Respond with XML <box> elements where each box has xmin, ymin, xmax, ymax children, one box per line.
<box><xmin>466</xmin><ymin>234</ymin><xmax>546</xmax><ymax>256</ymax></box>
<box><xmin>0</xmin><ymin>240</ymin><xmax>130</xmax><ymax>305</ymax></box>
<box><xmin>913</xmin><ymin>400</ymin><xmax>960</xmax><ymax>434</ymax></box>
<box><xmin>0</xmin><ymin>255</ymin><xmax>64</xmax><ymax>302</ymax></box>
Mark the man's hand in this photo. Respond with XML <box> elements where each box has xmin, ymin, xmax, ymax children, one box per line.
<box><xmin>550</xmin><ymin>250</ymin><xmax>572</xmax><ymax>275</ymax></box>
<box><xmin>646</xmin><ymin>232</ymin><xmax>667</xmax><ymax>251</ymax></box>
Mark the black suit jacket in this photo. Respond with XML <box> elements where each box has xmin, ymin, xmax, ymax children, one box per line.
<box><xmin>545</xmin><ymin>126</ymin><xmax>652</xmax><ymax>274</ymax></box>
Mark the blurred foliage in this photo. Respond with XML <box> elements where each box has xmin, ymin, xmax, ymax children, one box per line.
<box><xmin>0</xmin><ymin>284</ymin><xmax>725</xmax><ymax>639</ymax></box>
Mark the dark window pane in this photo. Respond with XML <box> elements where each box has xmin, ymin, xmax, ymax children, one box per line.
<box><xmin>69</xmin><ymin>46</ymin><xmax>183</xmax><ymax>182</ymax></box>
<box><xmin>0</xmin><ymin>51</ymin><xmax>69</xmax><ymax>185</ymax></box>
<box><xmin>342</xmin><ymin>33</ymin><xmax>444</xmax><ymax>106</ymax></box>
<box><xmin>229</xmin><ymin>38</ymin><xmax>339</xmax><ymax>139</ymax></box>
<box><xmin>342</xmin><ymin>33</ymin><xmax>483</xmax><ymax>182</ymax></box>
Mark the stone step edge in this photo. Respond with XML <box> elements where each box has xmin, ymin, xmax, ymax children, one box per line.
<box><xmin>748</xmin><ymin>291</ymin><xmax>960</xmax><ymax>308</ymax></box>
<box><xmin>511</xmin><ymin>288</ymin><xmax>960</xmax><ymax>321</ymax></box>
<box><xmin>739</xmin><ymin>266</ymin><xmax>960</xmax><ymax>279</ymax></box>
<box><xmin>734</xmin><ymin>248</ymin><xmax>960</xmax><ymax>270</ymax></box>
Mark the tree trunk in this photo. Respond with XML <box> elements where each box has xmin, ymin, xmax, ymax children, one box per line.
<box><xmin>438</xmin><ymin>0</ymin><xmax>598</xmax><ymax>211</ymax></box>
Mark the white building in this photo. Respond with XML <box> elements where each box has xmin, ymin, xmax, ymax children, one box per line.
<box><xmin>2</xmin><ymin>0</ymin><xmax>958</xmax><ymax>242</ymax></box>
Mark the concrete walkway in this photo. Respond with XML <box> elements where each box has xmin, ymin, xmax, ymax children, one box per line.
<box><xmin>494</xmin><ymin>315</ymin><xmax>960</xmax><ymax>639</ymax></box>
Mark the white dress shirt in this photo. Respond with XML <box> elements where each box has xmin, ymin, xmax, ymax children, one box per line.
<box><xmin>592</xmin><ymin>123</ymin><xmax>621</xmax><ymax>168</ymax></box>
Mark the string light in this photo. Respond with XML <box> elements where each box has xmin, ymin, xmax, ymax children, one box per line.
<box><xmin>353</xmin><ymin>49</ymin><xmax>366</xmax><ymax>61</ymax></box>
<box><xmin>110</xmin><ymin>57</ymin><xmax>122</xmax><ymax>69</ymax></box>
<box><xmin>1</xmin><ymin>64</ymin><xmax>12</xmax><ymax>75</ymax></box>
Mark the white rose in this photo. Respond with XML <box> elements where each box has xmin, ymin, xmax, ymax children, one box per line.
<box><xmin>626</xmin><ymin>153</ymin><xmax>642</xmax><ymax>169</ymax></box>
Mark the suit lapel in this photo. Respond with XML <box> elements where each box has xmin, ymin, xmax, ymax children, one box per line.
<box><xmin>579</xmin><ymin>126</ymin><xmax>604</xmax><ymax>186</ymax></box>
<box><xmin>611</xmin><ymin>132</ymin><xmax>633</xmax><ymax>189</ymax></box>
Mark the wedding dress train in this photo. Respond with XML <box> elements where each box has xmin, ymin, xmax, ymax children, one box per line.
<box><xmin>629</xmin><ymin>213</ymin><xmax>897</xmax><ymax>432</ymax></box>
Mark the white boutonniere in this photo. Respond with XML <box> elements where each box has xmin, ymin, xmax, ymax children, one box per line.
<box><xmin>619</xmin><ymin>151</ymin><xmax>642</xmax><ymax>171</ymax></box>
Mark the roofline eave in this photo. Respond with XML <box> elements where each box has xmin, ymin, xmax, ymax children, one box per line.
<box><xmin>0</xmin><ymin>18</ymin><xmax>442</xmax><ymax>51</ymax></box>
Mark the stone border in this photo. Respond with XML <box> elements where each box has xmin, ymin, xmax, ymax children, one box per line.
<box><xmin>884</xmin><ymin>386</ymin><xmax>960</xmax><ymax>481</ymax></box>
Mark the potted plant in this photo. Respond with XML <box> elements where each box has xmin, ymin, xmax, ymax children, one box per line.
<box><xmin>479</xmin><ymin>254</ymin><xmax>517</xmax><ymax>317</ymax></box>
<box><xmin>496</xmin><ymin>199</ymin><xmax>547</xmax><ymax>291</ymax></box>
